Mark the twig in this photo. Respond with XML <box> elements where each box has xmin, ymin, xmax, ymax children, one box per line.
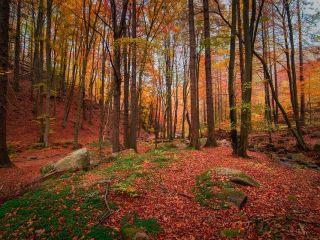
<box><xmin>177</xmin><ymin>192</ymin><xmax>193</xmax><ymax>200</ymax></box>
<box><xmin>97</xmin><ymin>177</ymin><xmax>115</xmax><ymax>224</ymax></box>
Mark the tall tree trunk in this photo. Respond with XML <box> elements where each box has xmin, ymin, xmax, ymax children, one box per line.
<box><xmin>238</xmin><ymin>0</ymin><xmax>253</xmax><ymax>157</ymax></box>
<box><xmin>188</xmin><ymin>0</ymin><xmax>200</xmax><ymax>149</ymax></box>
<box><xmin>130</xmin><ymin>0</ymin><xmax>137</xmax><ymax>150</ymax></box>
<box><xmin>165</xmin><ymin>36</ymin><xmax>173</xmax><ymax>140</ymax></box>
<box><xmin>228</xmin><ymin>0</ymin><xmax>238</xmax><ymax>154</ymax></box>
<box><xmin>173</xmin><ymin>63</ymin><xmax>179</xmax><ymax>138</ymax></box>
<box><xmin>272</xmin><ymin>5</ymin><xmax>279</xmax><ymax>126</ymax></box>
<box><xmin>123</xmin><ymin>26</ymin><xmax>130</xmax><ymax>149</ymax></box>
<box><xmin>284</xmin><ymin>0</ymin><xmax>306</xmax><ymax>147</ymax></box>
<box><xmin>111</xmin><ymin>0</ymin><xmax>128</xmax><ymax>152</ymax></box>
<box><xmin>182</xmin><ymin>54</ymin><xmax>188</xmax><ymax>139</ymax></box>
<box><xmin>13</xmin><ymin>0</ymin><xmax>22</xmax><ymax>92</ymax></box>
<box><xmin>262</xmin><ymin>19</ymin><xmax>272</xmax><ymax>143</ymax></box>
<box><xmin>297</xmin><ymin>0</ymin><xmax>305</xmax><ymax>125</ymax></box>
<box><xmin>44</xmin><ymin>0</ymin><xmax>52</xmax><ymax>147</ymax></box>
<box><xmin>203</xmin><ymin>0</ymin><xmax>217</xmax><ymax>147</ymax></box>
<box><xmin>99</xmin><ymin>28</ymin><xmax>107</xmax><ymax>150</ymax></box>
<box><xmin>0</xmin><ymin>0</ymin><xmax>12</xmax><ymax>167</ymax></box>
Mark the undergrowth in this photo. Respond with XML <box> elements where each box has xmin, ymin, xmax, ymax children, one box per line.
<box><xmin>0</xmin><ymin>146</ymin><xmax>177</xmax><ymax>239</ymax></box>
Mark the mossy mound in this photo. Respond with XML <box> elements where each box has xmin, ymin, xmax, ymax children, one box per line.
<box><xmin>194</xmin><ymin>168</ymin><xmax>258</xmax><ymax>209</ymax></box>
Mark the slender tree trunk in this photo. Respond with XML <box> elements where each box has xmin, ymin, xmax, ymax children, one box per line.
<box><xmin>130</xmin><ymin>0</ymin><xmax>137</xmax><ymax>150</ymax></box>
<box><xmin>284</xmin><ymin>0</ymin><xmax>305</xmax><ymax>144</ymax></box>
<box><xmin>99</xmin><ymin>29</ymin><xmax>107</xmax><ymax>150</ymax></box>
<box><xmin>272</xmin><ymin>6</ymin><xmax>278</xmax><ymax>126</ymax></box>
<box><xmin>203</xmin><ymin>0</ymin><xmax>217</xmax><ymax>147</ymax></box>
<box><xmin>297</xmin><ymin>0</ymin><xmax>305</xmax><ymax>125</ymax></box>
<box><xmin>123</xmin><ymin>26</ymin><xmax>130</xmax><ymax>149</ymax></box>
<box><xmin>0</xmin><ymin>0</ymin><xmax>12</xmax><ymax>167</ymax></box>
<box><xmin>182</xmin><ymin>58</ymin><xmax>188</xmax><ymax>139</ymax></box>
<box><xmin>188</xmin><ymin>0</ymin><xmax>200</xmax><ymax>149</ymax></box>
<box><xmin>262</xmin><ymin>19</ymin><xmax>272</xmax><ymax>143</ymax></box>
<box><xmin>13</xmin><ymin>0</ymin><xmax>22</xmax><ymax>92</ymax></box>
<box><xmin>173</xmin><ymin>64</ymin><xmax>179</xmax><ymax>138</ymax></box>
<box><xmin>44</xmin><ymin>0</ymin><xmax>52</xmax><ymax>147</ymax></box>
<box><xmin>228</xmin><ymin>0</ymin><xmax>238</xmax><ymax>154</ymax></box>
<box><xmin>165</xmin><ymin>36</ymin><xmax>173</xmax><ymax>140</ymax></box>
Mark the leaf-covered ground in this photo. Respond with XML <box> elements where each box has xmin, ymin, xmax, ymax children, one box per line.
<box><xmin>1</xmin><ymin>142</ymin><xmax>320</xmax><ymax>239</ymax></box>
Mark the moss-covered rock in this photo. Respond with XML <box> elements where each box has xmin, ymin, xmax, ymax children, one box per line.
<box><xmin>214</xmin><ymin>167</ymin><xmax>260</xmax><ymax>187</ymax></box>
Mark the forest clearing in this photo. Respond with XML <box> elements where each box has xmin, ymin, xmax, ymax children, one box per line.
<box><xmin>1</xmin><ymin>0</ymin><xmax>320</xmax><ymax>239</ymax></box>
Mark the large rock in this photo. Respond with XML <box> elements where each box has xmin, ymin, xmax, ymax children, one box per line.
<box><xmin>41</xmin><ymin>148</ymin><xmax>90</xmax><ymax>176</ymax></box>
<box><xmin>216</xmin><ymin>188</ymin><xmax>247</xmax><ymax>209</ymax></box>
<box><xmin>214</xmin><ymin>167</ymin><xmax>260</xmax><ymax>187</ymax></box>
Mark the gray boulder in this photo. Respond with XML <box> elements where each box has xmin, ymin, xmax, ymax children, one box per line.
<box><xmin>41</xmin><ymin>148</ymin><xmax>90</xmax><ymax>176</ymax></box>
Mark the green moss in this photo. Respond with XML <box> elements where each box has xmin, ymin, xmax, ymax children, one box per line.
<box><xmin>121</xmin><ymin>212</ymin><xmax>161</xmax><ymax>237</ymax></box>
<box><xmin>0</xmin><ymin>182</ymin><xmax>119</xmax><ymax>239</ymax></box>
<box><xmin>0</xmin><ymin>198</ymin><xmax>31</xmax><ymax>218</ymax></box>
<box><xmin>88</xmin><ymin>225</ymin><xmax>119</xmax><ymax>240</ymax></box>
<box><xmin>7</xmin><ymin>143</ymin><xmax>17</xmax><ymax>156</ymax></box>
<box><xmin>220</xmin><ymin>228</ymin><xmax>241</xmax><ymax>238</ymax></box>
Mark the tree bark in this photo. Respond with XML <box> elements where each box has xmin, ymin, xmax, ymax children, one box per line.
<box><xmin>0</xmin><ymin>0</ymin><xmax>12</xmax><ymax>167</ymax></box>
<box><xmin>13</xmin><ymin>0</ymin><xmax>22</xmax><ymax>92</ymax></box>
<box><xmin>228</xmin><ymin>0</ymin><xmax>238</xmax><ymax>154</ymax></box>
<box><xmin>238</xmin><ymin>0</ymin><xmax>253</xmax><ymax>157</ymax></box>
<box><xmin>297</xmin><ymin>0</ymin><xmax>305</xmax><ymax>125</ymax></box>
<box><xmin>130</xmin><ymin>0</ymin><xmax>137</xmax><ymax>150</ymax></box>
<box><xmin>111</xmin><ymin>0</ymin><xmax>129</xmax><ymax>152</ymax></box>
<box><xmin>44</xmin><ymin>0</ymin><xmax>53</xmax><ymax>147</ymax></box>
<box><xmin>123</xmin><ymin>25</ymin><xmax>130</xmax><ymax>149</ymax></box>
<box><xmin>188</xmin><ymin>0</ymin><xmax>200</xmax><ymax>149</ymax></box>
<box><xmin>203</xmin><ymin>0</ymin><xmax>217</xmax><ymax>147</ymax></box>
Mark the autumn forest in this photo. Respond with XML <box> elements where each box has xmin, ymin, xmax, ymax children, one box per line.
<box><xmin>0</xmin><ymin>0</ymin><xmax>320</xmax><ymax>239</ymax></box>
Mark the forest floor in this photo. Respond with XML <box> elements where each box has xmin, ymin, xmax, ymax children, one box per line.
<box><xmin>1</xmin><ymin>142</ymin><xmax>320</xmax><ymax>239</ymax></box>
